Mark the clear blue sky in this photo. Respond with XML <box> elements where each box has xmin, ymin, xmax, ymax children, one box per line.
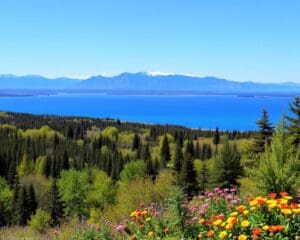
<box><xmin>0</xmin><ymin>0</ymin><xmax>299</xmax><ymax>83</ymax></box>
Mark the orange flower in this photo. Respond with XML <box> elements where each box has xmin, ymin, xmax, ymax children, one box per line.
<box><xmin>257</xmin><ymin>198</ymin><xmax>266</xmax><ymax>205</ymax></box>
<box><xmin>226</xmin><ymin>223</ymin><xmax>234</xmax><ymax>230</ymax></box>
<box><xmin>163</xmin><ymin>228</ymin><xmax>170</xmax><ymax>233</ymax></box>
<box><xmin>291</xmin><ymin>203</ymin><xmax>299</xmax><ymax>209</ymax></box>
<box><xmin>130</xmin><ymin>235</ymin><xmax>136</xmax><ymax>240</ymax></box>
<box><xmin>252</xmin><ymin>227</ymin><xmax>261</xmax><ymax>235</ymax></box>
<box><xmin>269</xmin><ymin>192</ymin><xmax>277</xmax><ymax>199</ymax></box>
<box><xmin>138</xmin><ymin>224</ymin><xmax>144</xmax><ymax>229</ymax></box>
<box><xmin>237</xmin><ymin>205</ymin><xmax>246</xmax><ymax>212</ymax></box>
<box><xmin>280</xmin><ymin>192</ymin><xmax>288</xmax><ymax>197</ymax></box>
<box><xmin>276</xmin><ymin>225</ymin><xmax>284</xmax><ymax>232</ymax></box>
<box><xmin>206</xmin><ymin>230</ymin><xmax>214</xmax><ymax>237</ymax></box>
<box><xmin>268</xmin><ymin>225</ymin><xmax>277</xmax><ymax>233</ymax></box>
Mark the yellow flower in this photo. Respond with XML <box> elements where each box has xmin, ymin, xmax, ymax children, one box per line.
<box><xmin>241</xmin><ymin>220</ymin><xmax>250</xmax><ymax>228</ymax></box>
<box><xmin>198</xmin><ymin>218</ymin><xmax>205</xmax><ymax>224</ymax></box>
<box><xmin>262</xmin><ymin>225</ymin><xmax>269</xmax><ymax>231</ymax></box>
<box><xmin>250</xmin><ymin>199</ymin><xmax>258</xmax><ymax>207</ymax></box>
<box><xmin>238</xmin><ymin>234</ymin><xmax>247</xmax><ymax>240</ymax></box>
<box><xmin>230</xmin><ymin>211</ymin><xmax>238</xmax><ymax>217</ymax></box>
<box><xmin>242</xmin><ymin>210</ymin><xmax>249</xmax><ymax>216</ymax></box>
<box><xmin>130</xmin><ymin>211</ymin><xmax>137</xmax><ymax>217</ymax></box>
<box><xmin>293</xmin><ymin>208</ymin><xmax>300</xmax><ymax>214</ymax></box>
<box><xmin>198</xmin><ymin>233</ymin><xmax>202</xmax><ymax>239</ymax></box>
<box><xmin>219</xmin><ymin>231</ymin><xmax>228</xmax><ymax>239</ymax></box>
<box><xmin>281</xmin><ymin>208</ymin><xmax>292</xmax><ymax>215</ymax></box>
<box><xmin>141</xmin><ymin>210</ymin><xmax>148</xmax><ymax>216</ymax></box>
<box><xmin>283</xmin><ymin>196</ymin><xmax>292</xmax><ymax>200</ymax></box>
<box><xmin>213</xmin><ymin>219</ymin><xmax>223</xmax><ymax>227</ymax></box>
<box><xmin>279</xmin><ymin>199</ymin><xmax>288</xmax><ymax>205</ymax></box>
<box><xmin>236</xmin><ymin>205</ymin><xmax>246</xmax><ymax>212</ymax></box>
<box><xmin>147</xmin><ymin>231</ymin><xmax>153</xmax><ymax>237</ymax></box>
<box><xmin>225</xmin><ymin>222</ymin><xmax>233</xmax><ymax>230</ymax></box>
<box><xmin>268</xmin><ymin>202</ymin><xmax>277</xmax><ymax>209</ymax></box>
<box><xmin>146</xmin><ymin>217</ymin><xmax>151</xmax><ymax>222</ymax></box>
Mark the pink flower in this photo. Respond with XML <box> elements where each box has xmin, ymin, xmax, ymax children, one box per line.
<box><xmin>115</xmin><ymin>224</ymin><xmax>125</xmax><ymax>231</ymax></box>
<box><xmin>225</xmin><ymin>194</ymin><xmax>232</xmax><ymax>200</ymax></box>
<box><xmin>199</xmin><ymin>209</ymin><xmax>205</xmax><ymax>215</ymax></box>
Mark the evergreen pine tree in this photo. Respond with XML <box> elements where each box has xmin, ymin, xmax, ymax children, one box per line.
<box><xmin>141</xmin><ymin>144</ymin><xmax>151</xmax><ymax>161</ymax></box>
<box><xmin>199</xmin><ymin>160</ymin><xmax>209</xmax><ymax>193</ymax></box>
<box><xmin>142</xmin><ymin>144</ymin><xmax>156</xmax><ymax>178</ymax></box>
<box><xmin>12</xmin><ymin>177</ymin><xmax>20</xmax><ymax>224</ymax></box>
<box><xmin>253</xmin><ymin>109</ymin><xmax>274</xmax><ymax>153</ymax></box>
<box><xmin>160</xmin><ymin>134</ymin><xmax>171</xmax><ymax>168</ymax></box>
<box><xmin>62</xmin><ymin>150</ymin><xmax>69</xmax><ymax>170</ymax></box>
<box><xmin>174</xmin><ymin>143</ymin><xmax>183</xmax><ymax>172</ymax></box>
<box><xmin>15</xmin><ymin>186</ymin><xmax>30</xmax><ymax>225</ymax></box>
<box><xmin>213</xmin><ymin>140</ymin><xmax>243</xmax><ymax>188</ymax></box>
<box><xmin>180</xmin><ymin>141</ymin><xmax>197</xmax><ymax>197</ymax></box>
<box><xmin>132</xmin><ymin>133</ymin><xmax>140</xmax><ymax>150</ymax></box>
<box><xmin>47</xmin><ymin>179</ymin><xmax>64</xmax><ymax>226</ymax></box>
<box><xmin>27</xmin><ymin>184</ymin><xmax>38</xmax><ymax>217</ymax></box>
<box><xmin>213</xmin><ymin>127</ymin><xmax>220</xmax><ymax>154</ymax></box>
<box><xmin>195</xmin><ymin>141</ymin><xmax>200</xmax><ymax>159</ymax></box>
<box><xmin>285</xmin><ymin>96</ymin><xmax>300</xmax><ymax>147</ymax></box>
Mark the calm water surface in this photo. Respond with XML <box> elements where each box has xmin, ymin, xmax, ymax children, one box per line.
<box><xmin>0</xmin><ymin>94</ymin><xmax>293</xmax><ymax>130</ymax></box>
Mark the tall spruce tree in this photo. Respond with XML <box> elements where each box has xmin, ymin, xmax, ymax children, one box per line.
<box><xmin>180</xmin><ymin>141</ymin><xmax>197</xmax><ymax>197</ymax></box>
<box><xmin>15</xmin><ymin>186</ymin><xmax>30</xmax><ymax>225</ymax></box>
<box><xmin>62</xmin><ymin>150</ymin><xmax>70</xmax><ymax>170</ymax></box>
<box><xmin>285</xmin><ymin>96</ymin><xmax>300</xmax><ymax>147</ymax></box>
<box><xmin>199</xmin><ymin>160</ymin><xmax>209</xmax><ymax>193</ymax></box>
<box><xmin>132</xmin><ymin>133</ymin><xmax>140</xmax><ymax>150</ymax></box>
<box><xmin>47</xmin><ymin>179</ymin><xmax>64</xmax><ymax>226</ymax></box>
<box><xmin>160</xmin><ymin>134</ymin><xmax>171</xmax><ymax>168</ymax></box>
<box><xmin>213</xmin><ymin>140</ymin><xmax>243</xmax><ymax>188</ymax></box>
<box><xmin>253</xmin><ymin>109</ymin><xmax>274</xmax><ymax>153</ymax></box>
<box><xmin>213</xmin><ymin>127</ymin><xmax>220</xmax><ymax>154</ymax></box>
<box><xmin>142</xmin><ymin>144</ymin><xmax>156</xmax><ymax>179</ymax></box>
<box><xmin>174</xmin><ymin>143</ymin><xmax>183</xmax><ymax>173</ymax></box>
<box><xmin>27</xmin><ymin>184</ymin><xmax>38</xmax><ymax>217</ymax></box>
<box><xmin>12</xmin><ymin>177</ymin><xmax>20</xmax><ymax>224</ymax></box>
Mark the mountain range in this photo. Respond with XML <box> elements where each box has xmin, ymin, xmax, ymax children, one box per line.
<box><xmin>0</xmin><ymin>72</ymin><xmax>300</xmax><ymax>93</ymax></box>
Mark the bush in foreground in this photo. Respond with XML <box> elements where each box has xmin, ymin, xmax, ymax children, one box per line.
<box><xmin>29</xmin><ymin>209</ymin><xmax>51</xmax><ymax>234</ymax></box>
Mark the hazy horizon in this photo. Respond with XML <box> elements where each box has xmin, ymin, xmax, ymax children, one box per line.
<box><xmin>1</xmin><ymin>72</ymin><xmax>300</xmax><ymax>85</ymax></box>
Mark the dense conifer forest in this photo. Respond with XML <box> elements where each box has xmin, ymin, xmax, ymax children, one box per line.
<box><xmin>0</xmin><ymin>97</ymin><xmax>299</xmax><ymax>239</ymax></box>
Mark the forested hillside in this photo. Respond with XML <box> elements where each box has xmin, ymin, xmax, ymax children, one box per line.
<box><xmin>0</xmin><ymin>97</ymin><xmax>299</xmax><ymax>239</ymax></box>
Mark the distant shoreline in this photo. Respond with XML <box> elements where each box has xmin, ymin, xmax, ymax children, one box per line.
<box><xmin>0</xmin><ymin>89</ymin><xmax>298</xmax><ymax>98</ymax></box>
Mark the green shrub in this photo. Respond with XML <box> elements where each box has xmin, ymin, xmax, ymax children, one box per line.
<box><xmin>28</xmin><ymin>209</ymin><xmax>51</xmax><ymax>234</ymax></box>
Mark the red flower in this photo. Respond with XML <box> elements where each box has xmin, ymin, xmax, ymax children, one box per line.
<box><xmin>205</xmin><ymin>221</ymin><xmax>212</xmax><ymax>226</ymax></box>
<box><xmin>252</xmin><ymin>235</ymin><xmax>259</xmax><ymax>240</ymax></box>
<box><xmin>252</xmin><ymin>227</ymin><xmax>261</xmax><ymax>235</ymax></box>
<box><xmin>269</xmin><ymin>225</ymin><xmax>277</xmax><ymax>233</ymax></box>
<box><xmin>276</xmin><ymin>225</ymin><xmax>284</xmax><ymax>232</ymax></box>
<box><xmin>269</xmin><ymin>192</ymin><xmax>277</xmax><ymax>199</ymax></box>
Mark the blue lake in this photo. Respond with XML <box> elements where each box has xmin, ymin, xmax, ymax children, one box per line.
<box><xmin>0</xmin><ymin>94</ymin><xmax>294</xmax><ymax>130</ymax></box>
